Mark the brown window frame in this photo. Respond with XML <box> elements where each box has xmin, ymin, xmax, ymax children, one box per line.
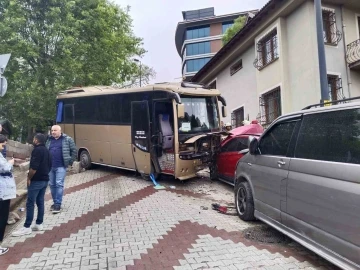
<box><xmin>327</xmin><ymin>75</ymin><xmax>345</xmax><ymax>102</ymax></box>
<box><xmin>322</xmin><ymin>9</ymin><xmax>340</xmax><ymax>46</ymax></box>
<box><xmin>254</xmin><ymin>29</ymin><xmax>279</xmax><ymax>70</ymax></box>
<box><xmin>258</xmin><ymin>87</ymin><xmax>282</xmax><ymax>128</ymax></box>
<box><xmin>231</xmin><ymin>107</ymin><xmax>245</xmax><ymax>128</ymax></box>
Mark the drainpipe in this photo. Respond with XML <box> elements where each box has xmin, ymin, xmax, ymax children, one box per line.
<box><xmin>314</xmin><ymin>0</ymin><xmax>330</xmax><ymax>104</ymax></box>
<box><xmin>340</xmin><ymin>5</ymin><xmax>352</xmax><ymax>98</ymax></box>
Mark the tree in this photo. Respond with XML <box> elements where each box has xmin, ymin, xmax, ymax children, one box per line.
<box><xmin>0</xmin><ymin>0</ymin><xmax>154</xmax><ymax>141</ymax></box>
<box><xmin>222</xmin><ymin>16</ymin><xmax>247</xmax><ymax>45</ymax></box>
<box><xmin>115</xmin><ymin>65</ymin><xmax>156</xmax><ymax>88</ymax></box>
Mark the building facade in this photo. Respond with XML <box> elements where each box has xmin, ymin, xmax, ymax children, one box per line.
<box><xmin>175</xmin><ymin>7</ymin><xmax>257</xmax><ymax>81</ymax></box>
<box><xmin>191</xmin><ymin>0</ymin><xmax>360</xmax><ymax>128</ymax></box>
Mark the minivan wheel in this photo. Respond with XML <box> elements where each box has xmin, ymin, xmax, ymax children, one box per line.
<box><xmin>235</xmin><ymin>181</ymin><xmax>255</xmax><ymax>221</ymax></box>
<box><xmin>80</xmin><ymin>150</ymin><xmax>92</xmax><ymax>170</ymax></box>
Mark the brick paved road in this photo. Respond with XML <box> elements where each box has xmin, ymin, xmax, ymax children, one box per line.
<box><xmin>0</xmin><ymin>168</ymin><xmax>338</xmax><ymax>270</ymax></box>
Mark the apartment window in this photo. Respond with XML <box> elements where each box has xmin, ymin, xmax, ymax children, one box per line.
<box><xmin>186</xmin><ymin>57</ymin><xmax>211</xmax><ymax>73</ymax></box>
<box><xmin>208</xmin><ymin>80</ymin><xmax>216</xmax><ymax>89</ymax></box>
<box><xmin>327</xmin><ymin>75</ymin><xmax>345</xmax><ymax>101</ymax></box>
<box><xmin>258</xmin><ymin>87</ymin><xmax>281</xmax><ymax>127</ymax></box>
<box><xmin>254</xmin><ymin>29</ymin><xmax>279</xmax><ymax>70</ymax></box>
<box><xmin>230</xmin><ymin>59</ymin><xmax>242</xmax><ymax>75</ymax></box>
<box><xmin>231</xmin><ymin>107</ymin><xmax>245</xmax><ymax>128</ymax></box>
<box><xmin>322</xmin><ymin>9</ymin><xmax>341</xmax><ymax>45</ymax></box>
<box><xmin>222</xmin><ymin>21</ymin><xmax>234</xmax><ymax>33</ymax></box>
<box><xmin>186</xmin><ymin>42</ymin><xmax>211</xmax><ymax>56</ymax></box>
<box><xmin>186</xmin><ymin>26</ymin><xmax>210</xmax><ymax>40</ymax></box>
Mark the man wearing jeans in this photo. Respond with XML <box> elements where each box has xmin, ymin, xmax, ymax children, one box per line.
<box><xmin>46</xmin><ymin>125</ymin><xmax>77</xmax><ymax>214</ymax></box>
<box><xmin>12</xmin><ymin>134</ymin><xmax>51</xmax><ymax>236</ymax></box>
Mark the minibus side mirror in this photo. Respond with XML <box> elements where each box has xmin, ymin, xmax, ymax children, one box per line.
<box><xmin>222</xmin><ymin>106</ymin><xmax>227</xmax><ymax>118</ymax></box>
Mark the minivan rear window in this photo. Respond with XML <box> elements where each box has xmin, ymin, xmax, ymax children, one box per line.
<box><xmin>295</xmin><ymin>108</ymin><xmax>360</xmax><ymax>164</ymax></box>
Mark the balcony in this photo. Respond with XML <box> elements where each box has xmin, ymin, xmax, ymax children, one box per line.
<box><xmin>346</xmin><ymin>39</ymin><xmax>360</xmax><ymax>70</ymax></box>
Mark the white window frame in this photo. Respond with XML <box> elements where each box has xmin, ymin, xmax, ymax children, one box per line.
<box><xmin>321</xmin><ymin>6</ymin><xmax>338</xmax><ymax>47</ymax></box>
<box><xmin>232</xmin><ymin>105</ymin><xmax>246</xmax><ymax>128</ymax></box>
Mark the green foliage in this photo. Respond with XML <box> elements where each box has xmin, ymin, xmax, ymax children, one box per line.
<box><xmin>0</xmin><ymin>0</ymin><xmax>153</xmax><ymax>141</ymax></box>
<box><xmin>222</xmin><ymin>16</ymin><xmax>247</xmax><ymax>45</ymax></box>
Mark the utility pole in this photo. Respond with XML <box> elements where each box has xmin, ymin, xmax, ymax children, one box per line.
<box><xmin>133</xmin><ymin>59</ymin><xmax>142</xmax><ymax>87</ymax></box>
<box><xmin>314</xmin><ymin>0</ymin><xmax>329</xmax><ymax>105</ymax></box>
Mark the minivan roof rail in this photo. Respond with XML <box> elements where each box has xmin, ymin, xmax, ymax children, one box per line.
<box><xmin>302</xmin><ymin>96</ymin><xmax>360</xmax><ymax>110</ymax></box>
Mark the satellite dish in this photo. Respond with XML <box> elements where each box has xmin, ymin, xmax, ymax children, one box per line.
<box><xmin>0</xmin><ymin>54</ymin><xmax>11</xmax><ymax>97</ymax></box>
<box><xmin>0</xmin><ymin>76</ymin><xmax>7</xmax><ymax>97</ymax></box>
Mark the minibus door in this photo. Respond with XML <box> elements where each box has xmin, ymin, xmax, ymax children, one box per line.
<box><xmin>131</xmin><ymin>101</ymin><xmax>151</xmax><ymax>175</ymax></box>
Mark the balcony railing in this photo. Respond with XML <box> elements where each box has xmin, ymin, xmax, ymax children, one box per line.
<box><xmin>346</xmin><ymin>39</ymin><xmax>360</xmax><ymax>66</ymax></box>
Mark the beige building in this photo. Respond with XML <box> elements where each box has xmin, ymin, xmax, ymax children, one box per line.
<box><xmin>191</xmin><ymin>0</ymin><xmax>360</xmax><ymax>128</ymax></box>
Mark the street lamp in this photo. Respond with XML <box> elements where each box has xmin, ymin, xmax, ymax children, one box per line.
<box><xmin>133</xmin><ymin>59</ymin><xmax>142</xmax><ymax>87</ymax></box>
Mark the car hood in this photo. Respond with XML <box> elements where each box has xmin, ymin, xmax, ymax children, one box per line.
<box><xmin>183</xmin><ymin>131</ymin><xmax>228</xmax><ymax>144</ymax></box>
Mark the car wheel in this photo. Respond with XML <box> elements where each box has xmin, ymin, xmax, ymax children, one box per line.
<box><xmin>80</xmin><ymin>150</ymin><xmax>92</xmax><ymax>170</ymax></box>
<box><xmin>235</xmin><ymin>181</ymin><xmax>255</xmax><ymax>221</ymax></box>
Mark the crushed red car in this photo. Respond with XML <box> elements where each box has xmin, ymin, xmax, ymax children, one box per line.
<box><xmin>212</xmin><ymin>121</ymin><xmax>263</xmax><ymax>185</ymax></box>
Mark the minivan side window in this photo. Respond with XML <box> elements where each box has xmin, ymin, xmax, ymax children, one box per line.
<box><xmin>258</xmin><ymin>121</ymin><xmax>297</xmax><ymax>156</ymax></box>
<box><xmin>295</xmin><ymin>109</ymin><xmax>360</xmax><ymax>164</ymax></box>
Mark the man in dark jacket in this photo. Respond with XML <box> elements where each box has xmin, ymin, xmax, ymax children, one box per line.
<box><xmin>46</xmin><ymin>125</ymin><xmax>76</xmax><ymax>214</ymax></box>
<box><xmin>12</xmin><ymin>134</ymin><xmax>51</xmax><ymax>236</ymax></box>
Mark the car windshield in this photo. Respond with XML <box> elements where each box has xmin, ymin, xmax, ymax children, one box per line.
<box><xmin>178</xmin><ymin>96</ymin><xmax>219</xmax><ymax>134</ymax></box>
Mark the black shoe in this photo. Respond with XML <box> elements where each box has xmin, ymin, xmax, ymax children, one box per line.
<box><xmin>50</xmin><ymin>204</ymin><xmax>55</xmax><ymax>211</ymax></box>
<box><xmin>52</xmin><ymin>205</ymin><xmax>61</xmax><ymax>214</ymax></box>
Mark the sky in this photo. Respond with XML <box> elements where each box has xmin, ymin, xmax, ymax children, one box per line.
<box><xmin>113</xmin><ymin>0</ymin><xmax>270</xmax><ymax>84</ymax></box>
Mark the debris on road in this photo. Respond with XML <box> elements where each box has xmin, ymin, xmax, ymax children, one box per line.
<box><xmin>211</xmin><ymin>203</ymin><xmax>237</xmax><ymax>215</ymax></box>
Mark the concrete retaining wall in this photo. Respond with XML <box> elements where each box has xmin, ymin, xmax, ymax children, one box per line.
<box><xmin>6</xmin><ymin>140</ymin><xmax>33</xmax><ymax>159</ymax></box>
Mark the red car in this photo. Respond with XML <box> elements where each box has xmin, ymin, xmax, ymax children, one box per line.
<box><xmin>214</xmin><ymin>121</ymin><xmax>263</xmax><ymax>185</ymax></box>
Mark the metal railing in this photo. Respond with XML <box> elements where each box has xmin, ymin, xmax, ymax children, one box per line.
<box><xmin>253</xmin><ymin>34</ymin><xmax>279</xmax><ymax>70</ymax></box>
<box><xmin>328</xmin><ymin>77</ymin><xmax>346</xmax><ymax>102</ymax></box>
<box><xmin>322</xmin><ymin>12</ymin><xmax>342</xmax><ymax>46</ymax></box>
<box><xmin>346</xmin><ymin>39</ymin><xmax>360</xmax><ymax>65</ymax></box>
<box><xmin>256</xmin><ymin>88</ymin><xmax>281</xmax><ymax>128</ymax></box>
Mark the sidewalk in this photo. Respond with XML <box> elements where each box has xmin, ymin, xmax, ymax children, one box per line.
<box><xmin>0</xmin><ymin>168</ymin><xmax>337</xmax><ymax>270</ymax></box>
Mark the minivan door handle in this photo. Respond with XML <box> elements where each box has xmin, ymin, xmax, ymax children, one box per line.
<box><xmin>277</xmin><ymin>161</ymin><xmax>286</xmax><ymax>166</ymax></box>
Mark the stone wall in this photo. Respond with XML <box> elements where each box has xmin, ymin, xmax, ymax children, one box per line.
<box><xmin>6</xmin><ymin>140</ymin><xmax>33</xmax><ymax>160</ymax></box>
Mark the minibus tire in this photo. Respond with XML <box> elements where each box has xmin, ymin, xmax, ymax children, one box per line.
<box><xmin>80</xmin><ymin>150</ymin><xmax>92</xmax><ymax>170</ymax></box>
<box><xmin>235</xmin><ymin>181</ymin><xmax>255</xmax><ymax>221</ymax></box>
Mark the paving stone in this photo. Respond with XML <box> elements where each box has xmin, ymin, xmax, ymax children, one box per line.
<box><xmin>2</xmin><ymin>169</ymin><xmax>336</xmax><ymax>270</ymax></box>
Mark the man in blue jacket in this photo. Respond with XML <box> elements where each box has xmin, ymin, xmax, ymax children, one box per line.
<box><xmin>46</xmin><ymin>125</ymin><xmax>77</xmax><ymax>214</ymax></box>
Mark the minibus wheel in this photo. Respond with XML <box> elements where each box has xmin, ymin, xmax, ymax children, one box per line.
<box><xmin>80</xmin><ymin>150</ymin><xmax>92</xmax><ymax>170</ymax></box>
<box><xmin>141</xmin><ymin>162</ymin><xmax>160</xmax><ymax>181</ymax></box>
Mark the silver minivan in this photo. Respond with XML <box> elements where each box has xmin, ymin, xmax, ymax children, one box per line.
<box><xmin>234</xmin><ymin>101</ymin><xmax>360</xmax><ymax>270</ymax></box>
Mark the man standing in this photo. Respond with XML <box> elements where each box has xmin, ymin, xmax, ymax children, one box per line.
<box><xmin>12</xmin><ymin>134</ymin><xmax>51</xmax><ymax>236</ymax></box>
<box><xmin>46</xmin><ymin>125</ymin><xmax>76</xmax><ymax>214</ymax></box>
